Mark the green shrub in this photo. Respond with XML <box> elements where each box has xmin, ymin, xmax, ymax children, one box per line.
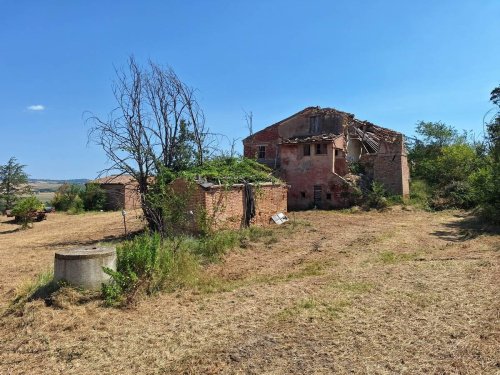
<box><xmin>348</xmin><ymin>161</ymin><xmax>365</xmax><ymax>175</ymax></box>
<box><xmin>11</xmin><ymin>196</ymin><xmax>44</xmax><ymax>228</ymax></box>
<box><xmin>363</xmin><ymin>181</ymin><xmax>388</xmax><ymax>210</ymax></box>
<box><xmin>52</xmin><ymin>183</ymin><xmax>83</xmax><ymax>212</ymax></box>
<box><xmin>430</xmin><ymin>181</ymin><xmax>475</xmax><ymax>210</ymax></box>
<box><xmin>194</xmin><ymin>230</ymin><xmax>240</xmax><ymax>261</ymax></box>
<box><xmin>68</xmin><ymin>195</ymin><xmax>84</xmax><ymax>214</ymax></box>
<box><xmin>102</xmin><ymin>233</ymin><xmax>200</xmax><ymax>306</ymax></box>
<box><xmin>469</xmin><ymin>164</ymin><xmax>500</xmax><ymax>223</ymax></box>
<box><xmin>102</xmin><ymin>224</ymin><xmax>280</xmax><ymax>306</ymax></box>
<box><xmin>81</xmin><ymin>183</ymin><xmax>107</xmax><ymax>211</ymax></box>
<box><xmin>181</xmin><ymin>156</ymin><xmax>279</xmax><ymax>185</ymax></box>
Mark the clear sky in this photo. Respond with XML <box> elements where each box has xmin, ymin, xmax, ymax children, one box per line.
<box><xmin>1</xmin><ymin>0</ymin><xmax>499</xmax><ymax>179</ymax></box>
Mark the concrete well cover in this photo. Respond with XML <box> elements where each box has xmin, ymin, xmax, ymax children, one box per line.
<box><xmin>55</xmin><ymin>246</ymin><xmax>116</xmax><ymax>259</ymax></box>
<box><xmin>54</xmin><ymin>246</ymin><xmax>117</xmax><ymax>290</ymax></box>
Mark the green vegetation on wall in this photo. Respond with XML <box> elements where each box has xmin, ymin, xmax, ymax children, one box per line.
<box><xmin>181</xmin><ymin>156</ymin><xmax>280</xmax><ymax>185</ymax></box>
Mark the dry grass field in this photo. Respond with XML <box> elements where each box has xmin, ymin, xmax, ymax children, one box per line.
<box><xmin>0</xmin><ymin>208</ymin><xmax>498</xmax><ymax>374</ymax></box>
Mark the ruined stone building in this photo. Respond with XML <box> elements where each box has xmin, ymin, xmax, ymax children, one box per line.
<box><xmin>243</xmin><ymin>107</ymin><xmax>410</xmax><ymax>210</ymax></box>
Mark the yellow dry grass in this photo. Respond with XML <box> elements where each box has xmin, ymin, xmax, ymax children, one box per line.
<box><xmin>0</xmin><ymin>210</ymin><xmax>144</xmax><ymax>311</ymax></box>
<box><xmin>0</xmin><ymin>208</ymin><xmax>499</xmax><ymax>374</ymax></box>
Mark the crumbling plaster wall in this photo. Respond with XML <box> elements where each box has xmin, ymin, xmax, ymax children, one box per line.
<box><xmin>243</xmin><ymin>109</ymin><xmax>351</xmax><ymax>167</ymax></box>
<box><xmin>280</xmin><ymin>140</ymin><xmax>349</xmax><ymax>210</ymax></box>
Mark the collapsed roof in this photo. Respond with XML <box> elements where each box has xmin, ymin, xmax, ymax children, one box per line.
<box><xmin>272</xmin><ymin>106</ymin><xmax>402</xmax><ymax>153</ymax></box>
<box><xmin>281</xmin><ymin>133</ymin><xmax>342</xmax><ymax>144</ymax></box>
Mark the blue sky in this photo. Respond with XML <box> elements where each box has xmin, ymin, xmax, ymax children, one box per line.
<box><xmin>1</xmin><ymin>0</ymin><xmax>498</xmax><ymax>179</ymax></box>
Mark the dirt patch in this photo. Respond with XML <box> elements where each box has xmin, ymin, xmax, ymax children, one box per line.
<box><xmin>0</xmin><ymin>209</ymin><xmax>499</xmax><ymax>374</ymax></box>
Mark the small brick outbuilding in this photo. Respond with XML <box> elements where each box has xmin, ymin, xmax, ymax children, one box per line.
<box><xmin>91</xmin><ymin>175</ymin><xmax>141</xmax><ymax>210</ymax></box>
<box><xmin>170</xmin><ymin>178</ymin><xmax>288</xmax><ymax>232</ymax></box>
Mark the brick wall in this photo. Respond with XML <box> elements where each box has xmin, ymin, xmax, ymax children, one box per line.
<box><xmin>243</xmin><ymin>125</ymin><xmax>280</xmax><ymax>168</ymax></box>
<box><xmin>280</xmin><ymin>142</ymin><xmax>349</xmax><ymax>210</ymax></box>
<box><xmin>99</xmin><ymin>183</ymin><xmax>142</xmax><ymax>210</ymax></box>
<box><xmin>372</xmin><ymin>135</ymin><xmax>410</xmax><ymax>197</ymax></box>
<box><xmin>101</xmin><ymin>184</ymin><xmax>125</xmax><ymax>210</ymax></box>
<box><xmin>170</xmin><ymin>179</ymin><xmax>288</xmax><ymax>232</ymax></box>
<box><xmin>123</xmin><ymin>184</ymin><xmax>141</xmax><ymax>209</ymax></box>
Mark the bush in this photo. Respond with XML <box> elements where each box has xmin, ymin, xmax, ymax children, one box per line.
<box><xmin>193</xmin><ymin>230</ymin><xmax>240</xmax><ymax>261</ymax></box>
<box><xmin>363</xmin><ymin>181</ymin><xmax>388</xmax><ymax>210</ymax></box>
<box><xmin>102</xmin><ymin>233</ymin><xmax>200</xmax><ymax>306</ymax></box>
<box><xmin>52</xmin><ymin>183</ymin><xmax>83</xmax><ymax>212</ymax></box>
<box><xmin>430</xmin><ymin>181</ymin><xmax>475</xmax><ymax>210</ymax></box>
<box><xmin>11</xmin><ymin>196</ymin><xmax>44</xmax><ymax>228</ymax></box>
<box><xmin>181</xmin><ymin>156</ymin><xmax>279</xmax><ymax>184</ymax></box>
<box><xmin>81</xmin><ymin>183</ymin><xmax>106</xmax><ymax>211</ymax></box>
<box><xmin>347</xmin><ymin>161</ymin><xmax>365</xmax><ymax>175</ymax></box>
<box><xmin>67</xmin><ymin>195</ymin><xmax>84</xmax><ymax>214</ymax></box>
<box><xmin>409</xmin><ymin>179</ymin><xmax>431</xmax><ymax>209</ymax></box>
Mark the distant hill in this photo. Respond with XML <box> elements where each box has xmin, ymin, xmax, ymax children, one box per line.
<box><xmin>27</xmin><ymin>179</ymin><xmax>89</xmax><ymax>203</ymax></box>
<box><xmin>28</xmin><ymin>178</ymin><xmax>89</xmax><ymax>185</ymax></box>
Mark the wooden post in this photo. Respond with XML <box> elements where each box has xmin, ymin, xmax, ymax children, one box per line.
<box><xmin>122</xmin><ymin>209</ymin><xmax>127</xmax><ymax>236</ymax></box>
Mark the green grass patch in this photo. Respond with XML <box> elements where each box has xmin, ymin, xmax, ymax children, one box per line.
<box><xmin>379</xmin><ymin>251</ymin><xmax>420</xmax><ymax>264</ymax></box>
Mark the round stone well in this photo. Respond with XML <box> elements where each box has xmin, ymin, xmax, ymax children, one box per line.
<box><xmin>54</xmin><ymin>246</ymin><xmax>116</xmax><ymax>290</ymax></box>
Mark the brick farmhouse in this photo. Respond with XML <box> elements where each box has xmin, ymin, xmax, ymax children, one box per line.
<box><xmin>243</xmin><ymin>106</ymin><xmax>410</xmax><ymax>210</ymax></box>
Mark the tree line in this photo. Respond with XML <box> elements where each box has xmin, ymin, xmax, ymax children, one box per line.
<box><xmin>406</xmin><ymin>84</ymin><xmax>499</xmax><ymax>222</ymax></box>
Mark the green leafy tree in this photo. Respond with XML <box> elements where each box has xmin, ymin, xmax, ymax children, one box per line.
<box><xmin>407</xmin><ymin>121</ymin><xmax>485</xmax><ymax>209</ymax></box>
<box><xmin>409</xmin><ymin>121</ymin><xmax>470</xmax><ymax>182</ymax></box>
<box><xmin>0</xmin><ymin>157</ymin><xmax>30</xmax><ymax>211</ymax></box>
<box><xmin>81</xmin><ymin>183</ymin><xmax>107</xmax><ymax>211</ymax></box>
<box><xmin>52</xmin><ymin>183</ymin><xmax>83</xmax><ymax>212</ymax></box>
<box><xmin>469</xmin><ymin>84</ymin><xmax>500</xmax><ymax>222</ymax></box>
<box><xmin>11</xmin><ymin>196</ymin><xmax>43</xmax><ymax>229</ymax></box>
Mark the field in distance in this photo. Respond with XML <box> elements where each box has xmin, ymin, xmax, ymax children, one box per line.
<box><xmin>28</xmin><ymin>178</ymin><xmax>89</xmax><ymax>204</ymax></box>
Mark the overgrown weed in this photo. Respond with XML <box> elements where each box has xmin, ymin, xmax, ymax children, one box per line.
<box><xmin>5</xmin><ymin>269</ymin><xmax>58</xmax><ymax>314</ymax></box>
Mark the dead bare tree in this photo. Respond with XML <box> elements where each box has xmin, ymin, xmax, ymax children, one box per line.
<box><xmin>86</xmin><ymin>56</ymin><xmax>209</xmax><ymax>231</ymax></box>
<box><xmin>243</xmin><ymin>110</ymin><xmax>253</xmax><ymax>136</ymax></box>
